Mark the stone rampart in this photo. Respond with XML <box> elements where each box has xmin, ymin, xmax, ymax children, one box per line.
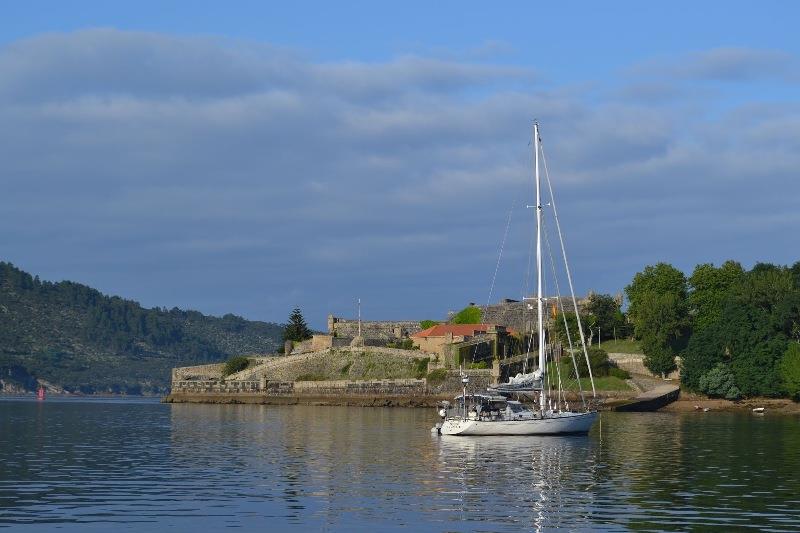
<box><xmin>172</xmin><ymin>363</ymin><xmax>225</xmax><ymax>381</ymax></box>
<box><xmin>426</xmin><ymin>369</ymin><xmax>491</xmax><ymax>396</ymax></box>
<box><xmin>170</xmin><ymin>370</ymin><xmax>485</xmax><ymax>398</ymax></box>
<box><xmin>311</xmin><ymin>334</ymin><xmax>351</xmax><ymax>351</ymax></box>
<box><xmin>172</xmin><ymin>379</ymin><xmax>262</xmax><ymax>393</ymax></box>
<box><xmin>328</xmin><ymin>315</ymin><xmax>421</xmax><ymax>340</ymax></box>
<box><xmin>479</xmin><ymin>297</ymin><xmax>590</xmax><ymax>333</ymax></box>
<box><xmin>293</xmin><ymin>378</ymin><xmax>426</xmax><ymax>396</ymax></box>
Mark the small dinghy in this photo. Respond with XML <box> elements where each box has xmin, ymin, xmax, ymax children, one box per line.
<box><xmin>752</xmin><ymin>407</ymin><xmax>765</xmax><ymax>414</ymax></box>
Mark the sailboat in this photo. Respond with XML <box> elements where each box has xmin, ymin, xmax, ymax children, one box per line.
<box><xmin>436</xmin><ymin>122</ymin><xmax>598</xmax><ymax>436</ymax></box>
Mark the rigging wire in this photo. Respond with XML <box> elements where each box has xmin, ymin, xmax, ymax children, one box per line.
<box><xmin>469</xmin><ymin>202</ymin><xmax>515</xmax><ymax>367</ymax></box>
<box><xmin>539</xmin><ymin>135</ymin><xmax>597</xmax><ymax>398</ymax></box>
<box><xmin>539</xmin><ymin>233</ymin><xmax>563</xmax><ymax>409</ymax></box>
<box><xmin>487</xmin><ymin>205</ymin><xmax>514</xmax><ymax>307</ymax></box>
<box><xmin>542</xmin><ymin>215</ymin><xmax>587</xmax><ymax>409</ymax></box>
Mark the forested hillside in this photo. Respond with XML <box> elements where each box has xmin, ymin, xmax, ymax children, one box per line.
<box><xmin>0</xmin><ymin>262</ymin><xmax>283</xmax><ymax>394</ymax></box>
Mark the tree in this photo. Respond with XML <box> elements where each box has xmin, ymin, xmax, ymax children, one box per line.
<box><xmin>584</xmin><ymin>293</ymin><xmax>625</xmax><ymax>342</ymax></box>
<box><xmin>283</xmin><ymin>308</ymin><xmax>313</xmax><ymax>343</ymax></box>
<box><xmin>625</xmin><ymin>262</ymin><xmax>688</xmax><ymax>331</ymax></box>
<box><xmin>625</xmin><ymin>264</ymin><xmax>690</xmax><ymax>376</ymax></box>
<box><xmin>780</xmin><ymin>342</ymin><xmax>800</xmax><ymax>400</ymax></box>
<box><xmin>681</xmin><ymin>325</ymin><xmax>726</xmax><ymax>390</ymax></box>
<box><xmin>688</xmin><ymin>261</ymin><xmax>745</xmax><ymax>333</ymax></box>
<box><xmin>552</xmin><ymin>311</ymin><xmax>579</xmax><ymax>345</ymax></box>
<box><xmin>718</xmin><ymin>268</ymin><xmax>797</xmax><ymax>397</ymax></box>
<box><xmin>452</xmin><ymin>305</ymin><xmax>482</xmax><ymax>324</ymax></box>
<box><xmin>682</xmin><ymin>266</ymin><xmax>800</xmax><ymax>397</ymax></box>
<box><xmin>641</xmin><ymin>337</ymin><xmax>678</xmax><ymax>377</ymax></box>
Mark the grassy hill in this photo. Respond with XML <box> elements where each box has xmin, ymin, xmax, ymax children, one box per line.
<box><xmin>0</xmin><ymin>262</ymin><xmax>283</xmax><ymax>394</ymax></box>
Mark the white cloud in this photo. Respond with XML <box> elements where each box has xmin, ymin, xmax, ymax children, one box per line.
<box><xmin>0</xmin><ymin>29</ymin><xmax>798</xmax><ymax>325</ymax></box>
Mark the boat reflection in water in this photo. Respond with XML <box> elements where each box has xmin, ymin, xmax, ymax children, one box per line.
<box><xmin>434</xmin><ymin>431</ymin><xmax>602</xmax><ymax>530</ymax></box>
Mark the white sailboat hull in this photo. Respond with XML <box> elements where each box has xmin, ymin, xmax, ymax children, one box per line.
<box><xmin>439</xmin><ymin>411</ymin><xmax>597</xmax><ymax>436</ymax></box>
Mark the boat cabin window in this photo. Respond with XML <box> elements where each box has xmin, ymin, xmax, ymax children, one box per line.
<box><xmin>508</xmin><ymin>403</ymin><xmax>526</xmax><ymax>413</ymax></box>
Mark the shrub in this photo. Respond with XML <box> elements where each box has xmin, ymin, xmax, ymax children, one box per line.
<box><xmin>698</xmin><ymin>363</ymin><xmax>742</xmax><ymax>400</ymax></box>
<box><xmin>779</xmin><ymin>342</ymin><xmax>800</xmax><ymax>401</ymax></box>
<box><xmin>608</xmin><ymin>366</ymin><xmax>631</xmax><ymax>380</ymax></box>
<box><xmin>222</xmin><ymin>356</ymin><xmax>250</xmax><ymax>377</ymax></box>
<box><xmin>387</xmin><ymin>338</ymin><xmax>416</xmax><ymax>350</ymax></box>
<box><xmin>426</xmin><ymin>368</ymin><xmax>448</xmax><ymax>386</ymax></box>
<box><xmin>412</xmin><ymin>357</ymin><xmax>430</xmax><ymax>379</ymax></box>
<box><xmin>569</xmin><ymin>347</ymin><xmax>611</xmax><ymax>378</ymax></box>
<box><xmin>452</xmin><ymin>306</ymin><xmax>482</xmax><ymax>324</ymax></box>
<box><xmin>296</xmin><ymin>373</ymin><xmax>327</xmax><ymax>381</ymax></box>
<box><xmin>468</xmin><ymin>361</ymin><xmax>488</xmax><ymax>369</ymax></box>
<box><xmin>420</xmin><ymin>320</ymin><xmax>440</xmax><ymax>330</ymax></box>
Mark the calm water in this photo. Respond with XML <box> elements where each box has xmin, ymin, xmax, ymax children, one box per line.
<box><xmin>1</xmin><ymin>398</ymin><xmax>799</xmax><ymax>532</ymax></box>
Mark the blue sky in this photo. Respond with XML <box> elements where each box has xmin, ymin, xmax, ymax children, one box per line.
<box><xmin>1</xmin><ymin>2</ymin><xmax>799</xmax><ymax>328</ymax></box>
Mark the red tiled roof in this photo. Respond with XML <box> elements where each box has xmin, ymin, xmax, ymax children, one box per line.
<box><xmin>412</xmin><ymin>324</ymin><xmax>514</xmax><ymax>338</ymax></box>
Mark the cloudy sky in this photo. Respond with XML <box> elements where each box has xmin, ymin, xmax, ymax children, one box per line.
<box><xmin>1</xmin><ymin>2</ymin><xmax>799</xmax><ymax>328</ymax></box>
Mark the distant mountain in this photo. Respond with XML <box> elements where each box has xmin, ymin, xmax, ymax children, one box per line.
<box><xmin>0</xmin><ymin>262</ymin><xmax>284</xmax><ymax>394</ymax></box>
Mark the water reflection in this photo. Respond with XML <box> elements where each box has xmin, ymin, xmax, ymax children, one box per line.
<box><xmin>435</xmin><ymin>434</ymin><xmax>601</xmax><ymax>531</ymax></box>
<box><xmin>1</xmin><ymin>398</ymin><xmax>799</xmax><ymax>532</ymax></box>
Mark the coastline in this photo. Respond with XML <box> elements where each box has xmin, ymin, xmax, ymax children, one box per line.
<box><xmin>163</xmin><ymin>389</ymin><xmax>631</xmax><ymax>410</ymax></box>
<box><xmin>163</xmin><ymin>390</ymin><xmax>800</xmax><ymax>414</ymax></box>
<box><xmin>662</xmin><ymin>397</ymin><xmax>800</xmax><ymax>414</ymax></box>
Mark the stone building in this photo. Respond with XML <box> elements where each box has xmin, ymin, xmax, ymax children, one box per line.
<box><xmin>411</xmin><ymin>323</ymin><xmax>519</xmax><ymax>368</ymax></box>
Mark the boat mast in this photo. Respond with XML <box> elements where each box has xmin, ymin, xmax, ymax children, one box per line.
<box><xmin>534</xmin><ymin>122</ymin><xmax>546</xmax><ymax>413</ymax></box>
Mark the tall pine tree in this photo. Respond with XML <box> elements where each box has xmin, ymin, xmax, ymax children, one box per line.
<box><xmin>283</xmin><ymin>308</ymin><xmax>313</xmax><ymax>343</ymax></box>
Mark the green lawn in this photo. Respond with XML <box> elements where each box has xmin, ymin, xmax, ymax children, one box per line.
<box><xmin>596</xmin><ymin>338</ymin><xmax>642</xmax><ymax>354</ymax></box>
<box><xmin>546</xmin><ymin>361</ymin><xmax>633</xmax><ymax>391</ymax></box>
<box><xmin>556</xmin><ymin>375</ymin><xmax>632</xmax><ymax>392</ymax></box>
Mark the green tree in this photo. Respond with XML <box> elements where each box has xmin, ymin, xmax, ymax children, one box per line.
<box><xmin>625</xmin><ymin>262</ymin><xmax>688</xmax><ymax>331</ymax></box>
<box><xmin>625</xmin><ymin>264</ymin><xmax>690</xmax><ymax>376</ymax></box>
<box><xmin>719</xmin><ymin>268</ymin><xmax>797</xmax><ymax>396</ymax></box>
<box><xmin>688</xmin><ymin>261</ymin><xmax>745</xmax><ymax>333</ymax></box>
<box><xmin>584</xmin><ymin>293</ymin><xmax>625</xmax><ymax>342</ymax></box>
<box><xmin>283</xmin><ymin>308</ymin><xmax>313</xmax><ymax>343</ymax></box>
<box><xmin>681</xmin><ymin>325</ymin><xmax>726</xmax><ymax>390</ymax></box>
<box><xmin>452</xmin><ymin>305</ymin><xmax>482</xmax><ymax>324</ymax></box>
<box><xmin>682</xmin><ymin>266</ymin><xmax>800</xmax><ymax>397</ymax></box>
<box><xmin>790</xmin><ymin>261</ymin><xmax>800</xmax><ymax>289</ymax></box>
<box><xmin>552</xmin><ymin>311</ymin><xmax>579</xmax><ymax>345</ymax></box>
<box><xmin>780</xmin><ymin>342</ymin><xmax>800</xmax><ymax>400</ymax></box>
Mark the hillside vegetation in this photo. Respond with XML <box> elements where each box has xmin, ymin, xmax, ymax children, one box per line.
<box><xmin>0</xmin><ymin>262</ymin><xmax>283</xmax><ymax>394</ymax></box>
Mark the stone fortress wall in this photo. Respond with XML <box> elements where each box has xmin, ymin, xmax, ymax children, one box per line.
<box><xmin>477</xmin><ymin>293</ymin><xmax>606</xmax><ymax>333</ymax></box>
<box><xmin>327</xmin><ymin>314</ymin><xmax>422</xmax><ymax>341</ymax></box>
<box><xmin>172</xmin><ymin>363</ymin><xmax>225</xmax><ymax>382</ymax></box>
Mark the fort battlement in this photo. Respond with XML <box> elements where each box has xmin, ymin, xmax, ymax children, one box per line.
<box><xmin>327</xmin><ymin>314</ymin><xmax>422</xmax><ymax>341</ymax></box>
